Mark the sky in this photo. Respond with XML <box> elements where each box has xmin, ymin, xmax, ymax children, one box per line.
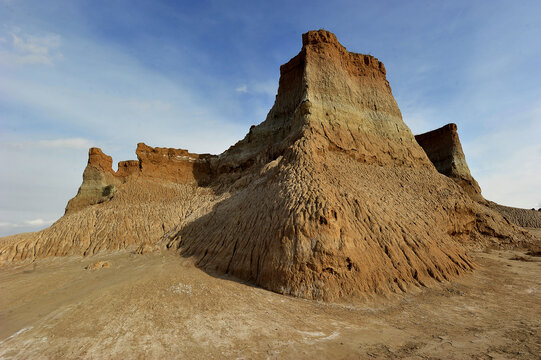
<box><xmin>0</xmin><ymin>0</ymin><xmax>540</xmax><ymax>236</ymax></box>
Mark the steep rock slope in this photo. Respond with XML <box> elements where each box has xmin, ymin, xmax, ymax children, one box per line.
<box><xmin>0</xmin><ymin>30</ymin><xmax>531</xmax><ymax>300</ymax></box>
<box><xmin>167</xmin><ymin>30</ymin><xmax>528</xmax><ymax>300</ymax></box>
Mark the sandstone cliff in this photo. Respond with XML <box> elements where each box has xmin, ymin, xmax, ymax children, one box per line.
<box><xmin>0</xmin><ymin>30</ymin><xmax>532</xmax><ymax>301</ymax></box>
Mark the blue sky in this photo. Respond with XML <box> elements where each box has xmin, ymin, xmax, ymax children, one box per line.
<box><xmin>1</xmin><ymin>0</ymin><xmax>540</xmax><ymax>235</ymax></box>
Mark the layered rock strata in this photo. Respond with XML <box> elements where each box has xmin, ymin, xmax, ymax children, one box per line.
<box><xmin>0</xmin><ymin>30</ymin><xmax>531</xmax><ymax>300</ymax></box>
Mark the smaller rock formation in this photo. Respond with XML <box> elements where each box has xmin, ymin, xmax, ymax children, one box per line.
<box><xmin>415</xmin><ymin>124</ymin><xmax>483</xmax><ymax>201</ymax></box>
<box><xmin>417</xmin><ymin>123</ymin><xmax>541</xmax><ymax>229</ymax></box>
<box><xmin>116</xmin><ymin>160</ymin><xmax>139</xmax><ymax>178</ymax></box>
<box><xmin>65</xmin><ymin>148</ymin><xmax>122</xmax><ymax>213</ymax></box>
<box><xmin>65</xmin><ymin>144</ymin><xmax>216</xmax><ymax>214</ymax></box>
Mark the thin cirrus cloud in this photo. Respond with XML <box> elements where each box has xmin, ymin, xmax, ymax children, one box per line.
<box><xmin>36</xmin><ymin>138</ymin><xmax>92</xmax><ymax>149</ymax></box>
<box><xmin>8</xmin><ymin>138</ymin><xmax>94</xmax><ymax>150</ymax></box>
<box><xmin>0</xmin><ymin>28</ymin><xmax>249</xmax><ymax>156</ymax></box>
<box><xmin>0</xmin><ymin>218</ymin><xmax>54</xmax><ymax>229</ymax></box>
<box><xmin>235</xmin><ymin>81</ymin><xmax>276</xmax><ymax>95</ymax></box>
<box><xmin>462</xmin><ymin>102</ymin><xmax>541</xmax><ymax>209</ymax></box>
<box><xmin>0</xmin><ymin>29</ymin><xmax>63</xmax><ymax>66</ymax></box>
<box><xmin>235</xmin><ymin>85</ymin><xmax>248</xmax><ymax>93</ymax></box>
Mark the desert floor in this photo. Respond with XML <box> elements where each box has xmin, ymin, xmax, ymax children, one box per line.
<box><xmin>1</xmin><ymin>232</ymin><xmax>540</xmax><ymax>359</ymax></box>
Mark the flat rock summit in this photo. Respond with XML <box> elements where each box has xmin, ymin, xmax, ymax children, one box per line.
<box><xmin>0</xmin><ymin>30</ymin><xmax>537</xmax><ymax>301</ymax></box>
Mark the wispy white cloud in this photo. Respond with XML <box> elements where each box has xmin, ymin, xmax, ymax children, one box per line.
<box><xmin>8</xmin><ymin>138</ymin><xmax>93</xmax><ymax>150</ymax></box>
<box><xmin>235</xmin><ymin>84</ymin><xmax>248</xmax><ymax>93</ymax></box>
<box><xmin>235</xmin><ymin>81</ymin><xmax>276</xmax><ymax>96</ymax></box>
<box><xmin>25</xmin><ymin>218</ymin><xmax>54</xmax><ymax>226</ymax></box>
<box><xmin>0</xmin><ymin>29</ymin><xmax>63</xmax><ymax>66</ymax></box>
<box><xmin>250</xmin><ymin>80</ymin><xmax>276</xmax><ymax>96</ymax></box>
<box><xmin>463</xmin><ymin>102</ymin><xmax>541</xmax><ymax>208</ymax></box>
<box><xmin>126</xmin><ymin>99</ymin><xmax>173</xmax><ymax>112</ymax></box>
<box><xmin>0</xmin><ymin>218</ymin><xmax>54</xmax><ymax>228</ymax></box>
<box><xmin>36</xmin><ymin>138</ymin><xmax>92</xmax><ymax>149</ymax></box>
<box><xmin>0</xmin><ymin>29</ymin><xmax>248</xmax><ymax>155</ymax></box>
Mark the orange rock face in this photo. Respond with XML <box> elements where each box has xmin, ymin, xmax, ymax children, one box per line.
<box><xmin>88</xmin><ymin>147</ymin><xmax>115</xmax><ymax>174</ymax></box>
<box><xmin>116</xmin><ymin>160</ymin><xmax>139</xmax><ymax>178</ymax></box>
<box><xmin>0</xmin><ymin>30</ymin><xmax>532</xmax><ymax>301</ymax></box>
<box><xmin>136</xmin><ymin>143</ymin><xmax>214</xmax><ymax>184</ymax></box>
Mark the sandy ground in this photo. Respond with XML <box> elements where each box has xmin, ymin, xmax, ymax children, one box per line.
<box><xmin>1</xmin><ymin>242</ymin><xmax>540</xmax><ymax>359</ymax></box>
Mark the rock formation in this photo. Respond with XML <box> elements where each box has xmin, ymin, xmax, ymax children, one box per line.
<box><xmin>65</xmin><ymin>143</ymin><xmax>216</xmax><ymax>213</ymax></box>
<box><xmin>64</xmin><ymin>148</ymin><xmax>122</xmax><ymax>213</ymax></box>
<box><xmin>0</xmin><ymin>30</ymin><xmax>532</xmax><ymax>301</ymax></box>
<box><xmin>416</xmin><ymin>123</ymin><xmax>541</xmax><ymax>229</ymax></box>
<box><xmin>415</xmin><ymin>123</ymin><xmax>483</xmax><ymax>201</ymax></box>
